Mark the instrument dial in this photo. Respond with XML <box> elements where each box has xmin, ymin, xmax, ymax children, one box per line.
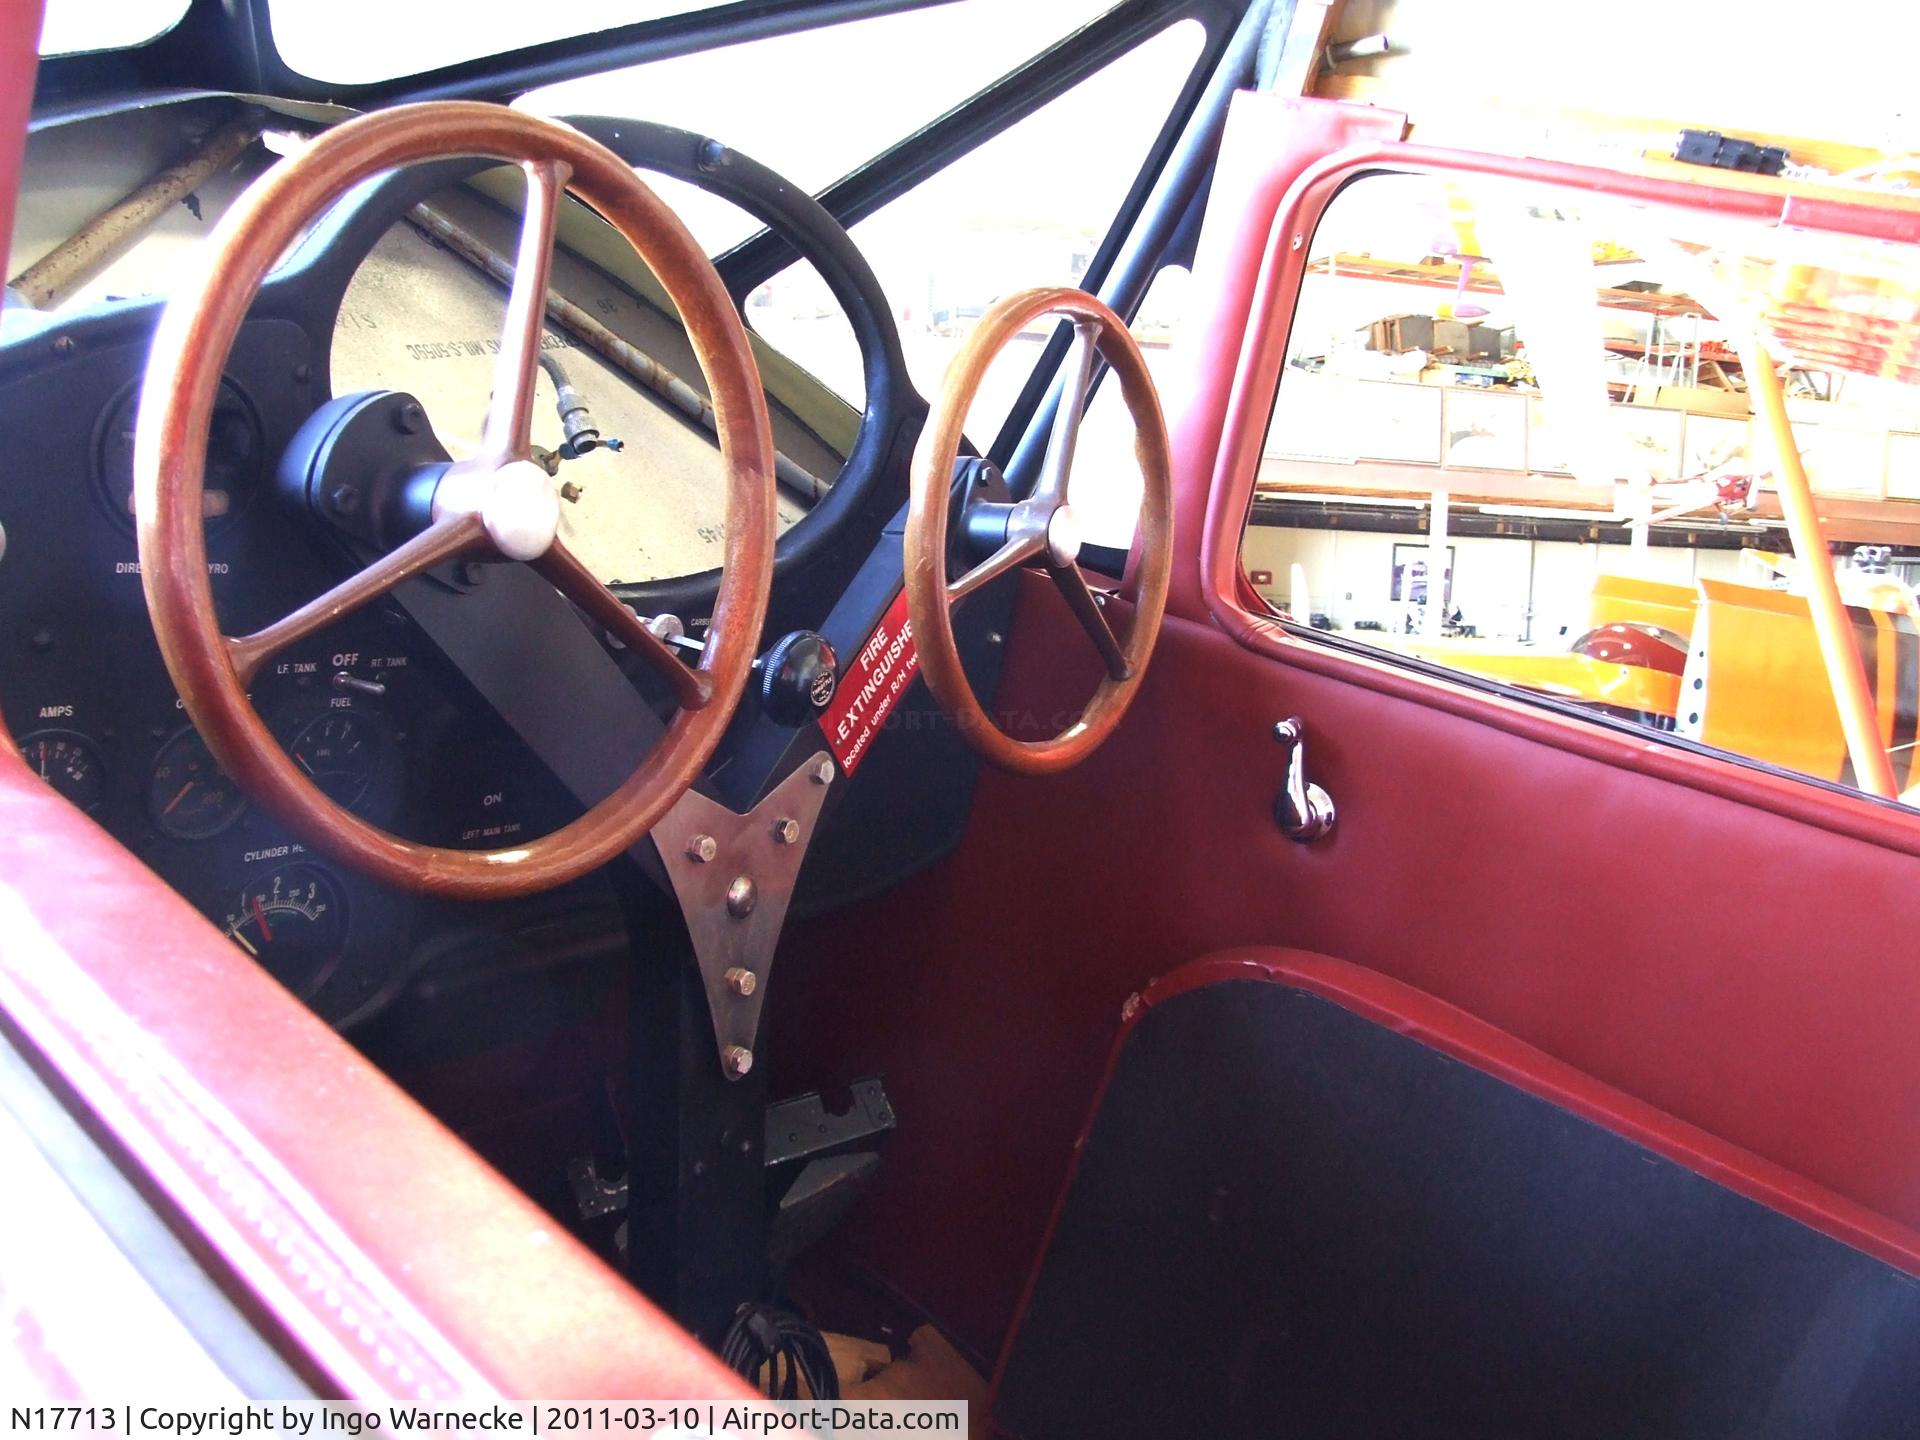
<box><xmin>149</xmin><ymin>727</ymin><xmax>247</xmax><ymax>839</ymax></box>
<box><xmin>221</xmin><ymin>863</ymin><xmax>347</xmax><ymax>998</ymax></box>
<box><xmin>19</xmin><ymin>729</ymin><xmax>105</xmax><ymax>813</ymax></box>
<box><xmin>287</xmin><ymin>711</ymin><xmax>380</xmax><ymax>809</ymax></box>
<box><xmin>97</xmin><ymin>377</ymin><xmax>263</xmax><ymax>530</ymax></box>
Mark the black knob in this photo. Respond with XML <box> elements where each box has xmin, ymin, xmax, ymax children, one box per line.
<box><xmin>759</xmin><ymin>631</ymin><xmax>839</xmax><ymax>726</ymax></box>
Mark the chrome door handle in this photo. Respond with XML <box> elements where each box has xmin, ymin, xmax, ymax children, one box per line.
<box><xmin>1273</xmin><ymin>718</ymin><xmax>1336</xmax><ymax>843</ymax></box>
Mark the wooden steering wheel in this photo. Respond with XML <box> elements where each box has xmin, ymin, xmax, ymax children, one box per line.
<box><xmin>905</xmin><ymin>289</ymin><xmax>1173</xmax><ymax>774</ymax></box>
<box><xmin>135</xmin><ymin>103</ymin><xmax>777</xmax><ymax>899</ymax></box>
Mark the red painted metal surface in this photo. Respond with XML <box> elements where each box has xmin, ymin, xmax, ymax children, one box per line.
<box><xmin>0</xmin><ymin>0</ymin><xmax>39</xmax><ymax>282</ymax></box>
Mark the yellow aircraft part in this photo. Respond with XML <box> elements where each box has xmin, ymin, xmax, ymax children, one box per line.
<box><xmin>1387</xmin><ymin>639</ymin><xmax>1681</xmax><ymax>718</ymax></box>
<box><xmin>1588</xmin><ymin>573</ymin><xmax>1696</xmax><ymax>642</ymax></box>
<box><xmin>1683</xmin><ymin>579</ymin><xmax>1920</xmax><ymax>789</ymax></box>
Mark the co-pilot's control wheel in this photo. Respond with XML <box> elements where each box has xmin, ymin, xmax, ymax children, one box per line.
<box><xmin>904</xmin><ymin>288</ymin><xmax>1173</xmax><ymax>774</ymax></box>
<box><xmin>136</xmin><ymin>103</ymin><xmax>778</xmax><ymax>899</ymax></box>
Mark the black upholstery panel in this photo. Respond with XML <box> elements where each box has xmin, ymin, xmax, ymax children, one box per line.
<box><xmin>994</xmin><ymin>980</ymin><xmax>1920</xmax><ymax>1439</ymax></box>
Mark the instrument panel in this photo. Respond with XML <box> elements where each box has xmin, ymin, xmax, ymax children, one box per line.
<box><xmin>0</xmin><ymin>314</ymin><xmax>612</xmax><ymax>1027</ymax></box>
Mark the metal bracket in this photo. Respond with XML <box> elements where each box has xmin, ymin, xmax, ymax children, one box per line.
<box><xmin>653</xmin><ymin>752</ymin><xmax>836</xmax><ymax>1079</ymax></box>
<box><xmin>765</xmin><ymin>1077</ymin><xmax>898</xmax><ymax>1170</ymax></box>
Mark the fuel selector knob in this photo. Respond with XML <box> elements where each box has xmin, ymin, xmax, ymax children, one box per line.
<box><xmin>759</xmin><ymin>630</ymin><xmax>839</xmax><ymax>727</ymax></box>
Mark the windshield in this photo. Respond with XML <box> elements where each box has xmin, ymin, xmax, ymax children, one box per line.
<box><xmin>38</xmin><ymin>0</ymin><xmax>187</xmax><ymax>55</ymax></box>
<box><xmin>519</xmin><ymin>0</ymin><xmax>1115</xmax><ymax>255</ymax></box>
<box><xmin>268</xmin><ymin>1</ymin><xmax>707</xmax><ymax>85</ymax></box>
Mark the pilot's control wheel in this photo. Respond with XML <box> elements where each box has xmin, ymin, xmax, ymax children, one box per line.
<box><xmin>136</xmin><ymin>103</ymin><xmax>778</xmax><ymax>898</ymax></box>
<box><xmin>905</xmin><ymin>288</ymin><xmax>1173</xmax><ymax>774</ymax></box>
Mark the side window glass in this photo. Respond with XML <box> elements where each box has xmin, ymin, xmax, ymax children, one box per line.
<box><xmin>1241</xmin><ymin>172</ymin><xmax>1920</xmax><ymax>802</ymax></box>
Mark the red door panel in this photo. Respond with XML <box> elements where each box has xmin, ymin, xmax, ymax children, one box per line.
<box><xmin>779</xmin><ymin>577</ymin><xmax>1920</xmax><ymax>1356</ymax></box>
<box><xmin>777</xmin><ymin>100</ymin><xmax>1920</xmax><ymax>1359</ymax></box>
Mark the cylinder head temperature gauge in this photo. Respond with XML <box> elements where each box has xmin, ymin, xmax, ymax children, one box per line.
<box><xmin>222</xmin><ymin>863</ymin><xmax>347</xmax><ymax>999</ymax></box>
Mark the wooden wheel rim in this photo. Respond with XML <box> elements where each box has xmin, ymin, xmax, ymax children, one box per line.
<box><xmin>134</xmin><ymin>103</ymin><xmax>777</xmax><ymax>899</ymax></box>
<box><xmin>904</xmin><ymin>288</ymin><xmax>1173</xmax><ymax>775</ymax></box>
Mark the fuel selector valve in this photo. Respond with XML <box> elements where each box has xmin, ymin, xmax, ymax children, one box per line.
<box><xmin>759</xmin><ymin>630</ymin><xmax>839</xmax><ymax>727</ymax></box>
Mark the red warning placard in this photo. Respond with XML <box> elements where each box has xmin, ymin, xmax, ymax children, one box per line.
<box><xmin>820</xmin><ymin>587</ymin><xmax>919</xmax><ymax>776</ymax></box>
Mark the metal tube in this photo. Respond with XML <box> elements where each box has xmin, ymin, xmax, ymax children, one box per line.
<box><xmin>1744</xmin><ymin>341</ymin><xmax>1897</xmax><ymax>799</ymax></box>
<box><xmin>8</xmin><ymin>110</ymin><xmax>264</xmax><ymax>310</ymax></box>
<box><xmin>1426</xmin><ymin>486</ymin><xmax>1449</xmax><ymax>637</ymax></box>
<box><xmin>407</xmin><ymin>200</ymin><xmax>825</xmax><ymax>504</ymax></box>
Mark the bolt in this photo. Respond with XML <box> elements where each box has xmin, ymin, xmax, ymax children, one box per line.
<box><xmin>559</xmin><ymin>480</ymin><xmax>585</xmax><ymax>503</ymax></box>
<box><xmin>392</xmin><ymin>401</ymin><xmax>425</xmax><ymax>434</ymax></box>
<box><xmin>698</xmin><ymin>139</ymin><xmax>730</xmax><ymax>173</ymax></box>
<box><xmin>456</xmin><ymin>560</ymin><xmax>486</xmax><ymax>587</ymax></box>
<box><xmin>293</xmin><ymin>362</ymin><xmax>312</xmax><ymax>384</ymax></box>
<box><xmin>725</xmin><ymin>966</ymin><xmax>757</xmax><ymax>996</ymax></box>
<box><xmin>327</xmin><ymin>485</ymin><xmax>361</xmax><ymax>516</ymax></box>
<box><xmin>771</xmin><ymin>816</ymin><xmax>800</xmax><ymax>846</ymax></box>
<box><xmin>807</xmin><ymin>757</ymin><xmax>835</xmax><ymax>786</ymax></box>
<box><xmin>686</xmin><ymin>834</ymin><xmax>717</xmax><ymax>864</ymax></box>
<box><xmin>726</xmin><ymin>875</ymin><xmax>757</xmax><ymax>918</ymax></box>
<box><xmin>722</xmin><ymin>1045</ymin><xmax>754</xmax><ymax>1078</ymax></box>
<box><xmin>29</xmin><ymin>628</ymin><xmax>52</xmax><ymax>654</ymax></box>
<box><xmin>51</xmin><ymin>335</ymin><xmax>74</xmax><ymax>356</ymax></box>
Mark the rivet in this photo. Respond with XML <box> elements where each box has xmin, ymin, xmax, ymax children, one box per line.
<box><xmin>686</xmin><ymin>834</ymin><xmax>717</xmax><ymax>863</ymax></box>
<box><xmin>726</xmin><ymin>875</ymin><xmax>757</xmax><ymax>917</ymax></box>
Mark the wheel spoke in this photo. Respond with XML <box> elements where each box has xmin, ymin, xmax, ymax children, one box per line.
<box><xmin>1032</xmin><ymin>319</ymin><xmax>1102</xmax><ymax>504</ymax></box>
<box><xmin>479</xmin><ymin>159</ymin><xmax>571</xmax><ymax>465</ymax></box>
<box><xmin>227</xmin><ymin>512</ymin><xmax>486</xmax><ymax>685</ymax></box>
<box><xmin>948</xmin><ymin>531</ymin><xmax>1044</xmax><ymax>603</ymax></box>
<box><xmin>1048</xmin><ymin>560</ymin><xmax>1129</xmax><ymax>681</ymax></box>
<box><xmin>532</xmin><ymin>539</ymin><xmax>714</xmax><ymax>711</ymax></box>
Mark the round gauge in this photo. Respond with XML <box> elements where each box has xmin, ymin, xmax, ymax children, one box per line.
<box><xmin>148</xmin><ymin>727</ymin><xmax>248</xmax><ymax>839</ymax></box>
<box><xmin>221</xmin><ymin>863</ymin><xmax>347</xmax><ymax>999</ymax></box>
<box><xmin>18</xmin><ymin>729</ymin><xmax>105</xmax><ymax>813</ymax></box>
<box><xmin>286</xmin><ymin>711</ymin><xmax>381</xmax><ymax>808</ymax></box>
<box><xmin>96</xmin><ymin>377</ymin><xmax>264</xmax><ymax>530</ymax></box>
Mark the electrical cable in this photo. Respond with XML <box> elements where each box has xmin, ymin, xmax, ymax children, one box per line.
<box><xmin>719</xmin><ymin>1302</ymin><xmax>840</xmax><ymax>1400</ymax></box>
